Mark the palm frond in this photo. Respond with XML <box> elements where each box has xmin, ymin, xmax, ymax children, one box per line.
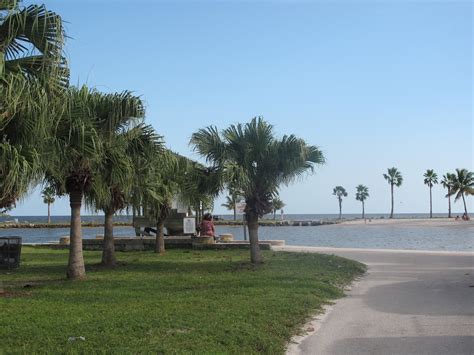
<box><xmin>190</xmin><ymin>116</ymin><xmax>325</xmax><ymax>218</ymax></box>
<box><xmin>1</xmin><ymin>3</ymin><xmax>68</xmax><ymax>87</ymax></box>
<box><xmin>190</xmin><ymin>125</ymin><xmax>226</xmax><ymax>165</ymax></box>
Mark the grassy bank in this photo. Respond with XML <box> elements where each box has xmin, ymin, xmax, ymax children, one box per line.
<box><xmin>1</xmin><ymin>247</ymin><xmax>365</xmax><ymax>354</ymax></box>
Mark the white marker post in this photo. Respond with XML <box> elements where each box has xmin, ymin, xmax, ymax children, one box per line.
<box><xmin>236</xmin><ymin>202</ymin><xmax>247</xmax><ymax>241</ymax></box>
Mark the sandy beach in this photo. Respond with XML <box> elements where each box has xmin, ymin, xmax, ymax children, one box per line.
<box><xmin>340</xmin><ymin>217</ymin><xmax>474</xmax><ymax>228</ymax></box>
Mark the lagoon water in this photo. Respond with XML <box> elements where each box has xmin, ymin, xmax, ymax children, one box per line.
<box><xmin>0</xmin><ymin>213</ymin><xmax>462</xmax><ymax>224</ymax></box>
<box><xmin>215</xmin><ymin>223</ymin><xmax>473</xmax><ymax>252</ymax></box>
<box><xmin>1</xmin><ymin>214</ymin><xmax>472</xmax><ymax>252</ymax></box>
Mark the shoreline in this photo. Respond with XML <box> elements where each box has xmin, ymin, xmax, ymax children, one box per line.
<box><xmin>273</xmin><ymin>245</ymin><xmax>474</xmax><ymax>256</ymax></box>
<box><xmin>3</xmin><ymin>217</ymin><xmax>470</xmax><ymax>229</ymax></box>
<box><xmin>339</xmin><ymin>217</ymin><xmax>473</xmax><ymax>227</ymax></box>
<box><xmin>0</xmin><ymin>222</ymin><xmax>132</xmax><ymax>229</ymax></box>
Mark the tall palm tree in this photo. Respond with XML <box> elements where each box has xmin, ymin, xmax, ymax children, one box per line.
<box><xmin>191</xmin><ymin>117</ymin><xmax>325</xmax><ymax>264</ymax></box>
<box><xmin>450</xmin><ymin>168</ymin><xmax>474</xmax><ymax>218</ymax></box>
<box><xmin>423</xmin><ymin>169</ymin><xmax>438</xmax><ymax>218</ymax></box>
<box><xmin>131</xmin><ymin>150</ymin><xmax>191</xmax><ymax>255</ymax></box>
<box><xmin>85</xmin><ymin>91</ymin><xmax>161</xmax><ymax>266</ymax></box>
<box><xmin>147</xmin><ymin>151</ymin><xmax>179</xmax><ymax>255</ymax></box>
<box><xmin>41</xmin><ymin>185</ymin><xmax>55</xmax><ymax>224</ymax></box>
<box><xmin>221</xmin><ymin>186</ymin><xmax>242</xmax><ymax>220</ymax></box>
<box><xmin>45</xmin><ymin>86</ymin><xmax>104</xmax><ymax>280</ymax></box>
<box><xmin>0</xmin><ymin>1</ymin><xmax>68</xmax><ymax>210</ymax></box>
<box><xmin>271</xmin><ymin>197</ymin><xmax>285</xmax><ymax>220</ymax></box>
<box><xmin>221</xmin><ymin>195</ymin><xmax>237</xmax><ymax>219</ymax></box>
<box><xmin>383</xmin><ymin>167</ymin><xmax>403</xmax><ymax>218</ymax></box>
<box><xmin>332</xmin><ymin>186</ymin><xmax>347</xmax><ymax>219</ymax></box>
<box><xmin>355</xmin><ymin>184</ymin><xmax>369</xmax><ymax>219</ymax></box>
<box><xmin>441</xmin><ymin>173</ymin><xmax>456</xmax><ymax>218</ymax></box>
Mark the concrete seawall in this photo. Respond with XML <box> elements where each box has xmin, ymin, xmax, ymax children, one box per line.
<box><xmin>29</xmin><ymin>237</ymin><xmax>285</xmax><ymax>251</ymax></box>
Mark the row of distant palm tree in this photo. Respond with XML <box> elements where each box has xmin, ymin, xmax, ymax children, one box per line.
<box><xmin>333</xmin><ymin>168</ymin><xmax>473</xmax><ymax>219</ymax></box>
<box><xmin>332</xmin><ymin>185</ymin><xmax>369</xmax><ymax>219</ymax></box>
<box><xmin>425</xmin><ymin>169</ymin><xmax>473</xmax><ymax>219</ymax></box>
<box><xmin>221</xmin><ymin>192</ymin><xmax>285</xmax><ymax>221</ymax></box>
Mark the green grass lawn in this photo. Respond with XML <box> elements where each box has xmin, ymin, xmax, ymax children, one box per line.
<box><xmin>1</xmin><ymin>247</ymin><xmax>365</xmax><ymax>354</ymax></box>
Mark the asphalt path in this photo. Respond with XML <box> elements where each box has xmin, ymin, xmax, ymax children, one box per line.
<box><xmin>276</xmin><ymin>246</ymin><xmax>474</xmax><ymax>355</ymax></box>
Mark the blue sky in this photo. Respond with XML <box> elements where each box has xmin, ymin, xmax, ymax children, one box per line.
<box><xmin>12</xmin><ymin>0</ymin><xmax>473</xmax><ymax>216</ymax></box>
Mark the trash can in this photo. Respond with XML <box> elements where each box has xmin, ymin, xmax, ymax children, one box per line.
<box><xmin>0</xmin><ymin>237</ymin><xmax>22</xmax><ymax>269</ymax></box>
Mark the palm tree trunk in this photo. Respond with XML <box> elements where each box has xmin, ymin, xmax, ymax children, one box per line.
<box><xmin>155</xmin><ymin>219</ymin><xmax>165</xmax><ymax>254</ymax></box>
<box><xmin>362</xmin><ymin>201</ymin><xmax>365</xmax><ymax>219</ymax></box>
<box><xmin>47</xmin><ymin>202</ymin><xmax>51</xmax><ymax>224</ymax></box>
<box><xmin>338</xmin><ymin>199</ymin><xmax>342</xmax><ymax>219</ymax></box>
<box><xmin>429</xmin><ymin>186</ymin><xmax>433</xmax><ymax>218</ymax></box>
<box><xmin>448</xmin><ymin>187</ymin><xmax>452</xmax><ymax>218</ymax></box>
<box><xmin>461</xmin><ymin>193</ymin><xmax>468</xmax><ymax>218</ymax></box>
<box><xmin>195</xmin><ymin>203</ymin><xmax>201</xmax><ymax>224</ymax></box>
<box><xmin>233</xmin><ymin>203</ymin><xmax>237</xmax><ymax>221</ymax></box>
<box><xmin>390</xmin><ymin>183</ymin><xmax>394</xmax><ymax>218</ymax></box>
<box><xmin>247</xmin><ymin>211</ymin><xmax>262</xmax><ymax>264</ymax></box>
<box><xmin>67</xmin><ymin>190</ymin><xmax>86</xmax><ymax>280</ymax></box>
<box><xmin>273</xmin><ymin>210</ymin><xmax>276</xmax><ymax>220</ymax></box>
<box><xmin>101</xmin><ymin>210</ymin><xmax>116</xmax><ymax>267</ymax></box>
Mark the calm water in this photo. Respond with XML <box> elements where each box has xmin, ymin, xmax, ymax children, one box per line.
<box><xmin>1</xmin><ymin>214</ymin><xmax>472</xmax><ymax>251</ymax></box>
<box><xmin>215</xmin><ymin>224</ymin><xmax>473</xmax><ymax>252</ymax></box>
<box><xmin>0</xmin><ymin>213</ymin><xmax>459</xmax><ymax>224</ymax></box>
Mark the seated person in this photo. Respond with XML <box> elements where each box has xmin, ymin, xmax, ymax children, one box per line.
<box><xmin>199</xmin><ymin>213</ymin><xmax>216</xmax><ymax>238</ymax></box>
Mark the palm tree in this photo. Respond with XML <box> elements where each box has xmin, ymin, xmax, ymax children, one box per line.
<box><xmin>332</xmin><ymin>186</ymin><xmax>347</xmax><ymax>219</ymax></box>
<box><xmin>45</xmin><ymin>86</ymin><xmax>104</xmax><ymax>280</ymax></box>
<box><xmin>85</xmin><ymin>91</ymin><xmax>161</xmax><ymax>266</ymax></box>
<box><xmin>130</xmin><ymin>145</ymin><xmax>174</xmax><ymax>255</ymax></box>
<box><xmin>41</xmin><ymin>185</ymin><xmax>55</xmax><ymax>224</ymax></box>
<box><xmin>441</xmin><ymin>173</ymin><xmax>456</xmax><ymax>218</ymax></box>
<box><xmin>383</xmin><ymin>167</ymin><xmax>403</xmax><ymax>218</ymax></box>
<box><xmin>147</xmin><ymin>151</ymin><xmax>179</xmax><ymax>255</ymax></box>
<box><xmin>423</xmin><ymin>169</ymin><xmax>438</xmax><ymax>218</ymax></box>
<box><xmin>450</xmin><ymin>168</ymin><xmax>474</xmax><ymax>218</ymax></box>
<box><xmin>221</xmin><ymin>186</ymin><xmax>242</xmax><ymax>220</ymax></box>
<box><xmin>355</xmin><ymin>185</ymin><xmax>369</xmax><ymax>219</ymax></box>
<box><xmin>131</xmin><ymin>151</ymin><xmax>194</xmax><ymax>255</ymax></box>
<box><xmin>191</xmin><ymin>117</ymin><xmax>325</xmax><ymax>264</ymax></box>
<box><xmin>179</xmin><ymin>160</ymin><xmax>222</xmax><ymax>225</ymax></box>
<box><xmin>271</xmin><ymin>197</ymin><xmax>285</xmax><ymax>220</ymax></box>
<box><xmin>0</xmin><ymin>1</ymin><xmax>68</xmax><ymax>211</ymax></box>
<box><xmin>221</xmin><ymin>195</ymin><xmax>236</xmax><ymax>219</ymax></box>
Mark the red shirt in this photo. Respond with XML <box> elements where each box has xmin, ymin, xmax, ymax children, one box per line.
<box><xmin>200</xmin><ymin>220</ymin><xmax>215</xmax><ymax>237</ymax></box>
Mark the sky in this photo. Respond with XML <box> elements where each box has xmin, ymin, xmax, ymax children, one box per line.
<box><xmin>11</xmin><ymin>0</ymin><xmax>473</xmax><ymax>216</ymax></box>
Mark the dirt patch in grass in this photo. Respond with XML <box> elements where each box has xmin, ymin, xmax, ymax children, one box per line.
<box><xmin>0</xmin><ymin>290</ymin><xmax>32</xmax><ymax>298</ymax></box>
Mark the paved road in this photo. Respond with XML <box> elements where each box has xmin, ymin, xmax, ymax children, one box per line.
<box><xmin>276</xmin><ymin>246</ymin><xmax>474</xmax><ymax>355</ymax></box>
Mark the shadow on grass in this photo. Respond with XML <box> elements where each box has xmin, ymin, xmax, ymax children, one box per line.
<box><xmin>89</xmin><ymin>258</ymin><xmax>252</xmax><ymax>274</ymax></box>
<box><xmin>1</xmin><ymin>256</ymin><xmax>251</xmax><ymax>283</ymax></box>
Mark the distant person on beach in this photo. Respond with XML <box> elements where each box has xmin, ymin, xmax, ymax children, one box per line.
<box><xmin>455</xmin><ymin>215</ymin><xmax>460</xmax><ymax>221</ymax></box>
<box><xmin>199</xmin><ymin>213</ymin><xmax>216</xmax><ymax>238</ymax></box>
<box><xmin>462</xmin><ymin>213</ymin><xmax>470</xmax><ymax>221</ymax></box>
